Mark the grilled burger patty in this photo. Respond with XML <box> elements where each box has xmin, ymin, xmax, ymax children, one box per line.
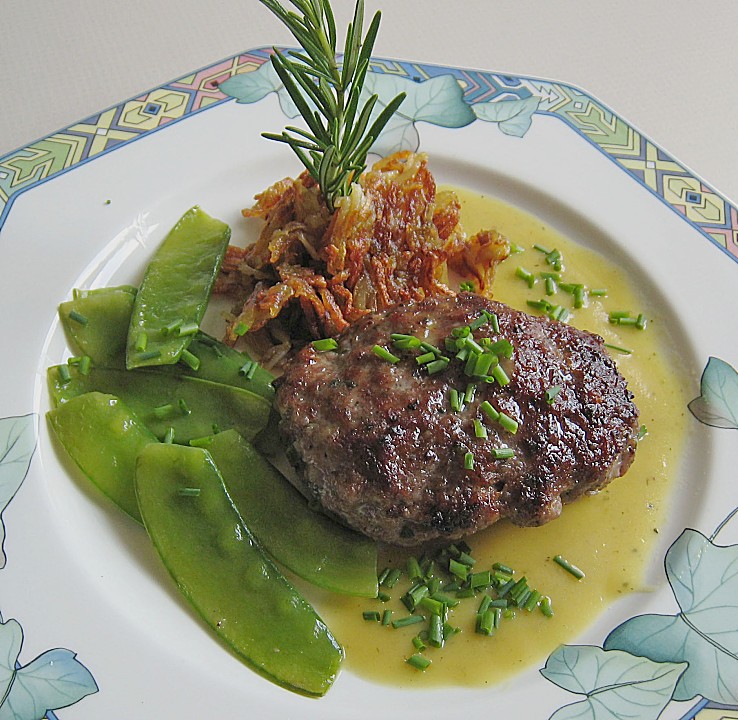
<box><xmin>274</xmin><ymin>293</ymin><xmax>640</xmax><ymax>546</ymax></box>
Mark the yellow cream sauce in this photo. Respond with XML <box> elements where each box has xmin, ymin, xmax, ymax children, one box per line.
<box><xmin>305</xmin><ymin>187</ymin><xmax>689</xmax><ymax>688</ymax></box>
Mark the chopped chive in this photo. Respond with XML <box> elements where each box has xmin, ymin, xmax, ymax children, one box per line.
<box><xmin>391</xmin><ymin>333</ymin><xmax>422</xmax><ymax>350</ymax></box>
<box><xmin>153</xmin><ymin>403</ymin><xmax>176</xmax><ymax>419</ymax></box>
<box><xmin>177</xmin><ymin>322</ymin><xmax>199</xmax><ymax>336</ymax></box>
<box><xmin>239</xmin><ymin>360</ymin><xmax>258</xmax><ymax>379</ymax></box>
<box><xmin>464</xmin><ymin>452</ymin><xmax>475</xmax><ymax>470</ymax></box>
<box><xmin>464</xmin><ymin>383</ymin><xmax>477</xmax><ymax>405</ymax></box>
<box><xmin>533</xmin><ymin>243</ymin><xmax>552</xmax><ymax>254</ymax></box>
<box><xmin>515</xmin><ymin>266</ymin><xmax>535</xmax><ymax>288</ymax></box>
<box><xmin>382</xmin><ymin>568</ymin><xmax>402</xmax><ymax>588</ymax></box>
<box><xmin>527</xmin><ymin>299</ymin><xmax>552</xmax><ymax>312</ymax></box>
<box><xmin>476</xmin><ymin>609</ymin><xmax>495</xmax><ymax>636</ymax></box>
<box><xmin>412</xmin><ymin>635</ymin><xmax>427</xmax><ymax>651</ymax></box>
<box><xmin>604</xmin><ymin>342</ymin><xmax>633</xmax><ymax>355</ymax></box>
<box><xmin>417</xmin><ymin>351</ymin><xmax>438</xmax><ymax>365</ymax></box>
<box><xmin>491</xmin><ymin>447</ymin><xmax>515</xmax><ymax>459</ymax></box>
<box><xmin>163</xmin><ymin>427</ymin><xmax>175</xmax><ymax>444</ymax></box>
<box><xmin>472</xmin><ymin>351</ymin><xmax>497</xmax><ymax>378</ymax></box>
<box><xmin>524</xmin><ymin>589</ymin><xmax>542</xmax><ymax>612</ymax></box>
<box><xmin>540</xmin><ymin>596</ymin><xmax>554</xmax><ymax>617</ymax></box>
<box><xmin>553</xmin><ymin>554</ymin><xmax>586</xmax><ymax>580</ymax></box>
<box><xmin>635</xmin><ymin>313</ymin><xmax>647</xmax><ymax>330</ymax></box>
<box><xmin>589</xmin><ymin>288</ymin><xmax>608</xmax><ymax>297</ymax></box>
<box><xmin>407</xmin><ymin>556</ymin><xmax>423</xmax><ymax>581</ymax></box>
<box><xmin>312</xmin><ymin>338</ymin><xmax>338</xmax><ymax>351</ymax></box>
<box><xmin>449</xmin><ymin>558</ymin><xmax>469</xmax><ymax>581</ymax></box>
<box><xmin>377</xmin><ymin>591</ymin><xmax>391</xmax><ymax>603</ymax></box>
<box><xmin>392</xmin><ymin>614</ymin><xmax>426</xmax><ymax>629</ymax></box>
<box><xmin>489</xmin><ymin>313</ymin><xmax>500</xmax><ymax>334</ymax></box>
<box><xmin>545</xmin><ymin>385</ymin><xmax>562</xmax><ymax>404</ymax></box>
<box><xmin>178</xmin><ymin>398</ymin><xmax>191</xmax><ymax>416</ymax></box>
<box><xmin>491</xmin><ymin>364</ymin><xmax>510</xmax><ymax>386</ymax></box>
<box><xmin>179</xmin><ymin>349</ymin><xmax>200</xmax><ymax>371</ymax></box>
<box><xmin>469</xmin><ymin>312</ymin><xmax>489</xmax><ymax>331</ymax></box>
<box><xmin>372</xmin><ymin>345</ymin><xmax>401</xmax><ymax>364</ymax></box>
<box><xmin>420</xmin><ymin>341</ymin><xmax>443</xmax><ymax>356</ymax></box>
<box><xmin>426</xmin><ymin>357</ymin><xmax>450</xmax><ymax>375</ymax></box>
<box><xmin>497</xmin><ymin>411</ymin><xmax>519</xmax><ymax>434</ymax></box>
<box><xmin>637</xmin><ymin>424</ymin><xmax>649</xmax><ymax>441</ymax></box>
<box><xmin>618</xmin><ymin>316</ymin><xmax>639</xmax><ymax>326</ymax></box>
<box><xmin>135</xmin><ymin>332</ymin><xmax>148</xmax><ymax>353</ymax></box>
<box><xmin>57</xmin><ymin>364</ymin><xmax>72</xmax><ymax>384</ymax></box>
<box><xmin>406</xmin><ymin>653</ymin><xmax>431</xmax><ymax>671</ymax></box>
<box><xmin>381</xmin><ymin>610</ymin><xmax>393</xmax><ymax>626</ymax></box>
<box><xmin>459</xmin><ymin>280</ymin><xmax>476</xmax><ymax>292</ymax></box>
<box><xmin>545</xmin><ymin>276</ymin><xmax>557</xmax><ymax>296</ymax></box>
<box><xmin>78</xmin><ymin>355</ymin><xmax>92</xmax><ymax>376</ymax></box>
<box><xmin>363</xmin><ymin>610</ymin><xmax>381</xmax><ymax>622</ymax></box>
<box><xmin>573</xmin><ymin>285</ymin><xmax>585</xmax><ymax>309</ymax></box>
<box><xmin>136</xmin><ymin>349</ymin><xmax>161</xmax><ymax>361</ymax></box>
<box><xmin>470</xmin><ymin>570</ymin><xmax>492</xmax><ymax>590</ymax></box>
<box><xmin>68</xmin><ymin>309</ymin><xmax>89</xmax><ymax>326</ymax></box>
<box><xmin>233</xmin><ymin>321</ymin><xmax>249</xmax><ymax>337</ymax></box>
<box><xmin>473</xmin><ymin>418</ymin><xmax>488</xmax><ymax>439</ymax></box>
<box><xmin>188</xmin><ymin>435</ymin><xmax>214</xmax><ymax>448</ymax></box>
<box><xmin>480</xmin><ymin>400</ymin><xmax>499</xmax><ymax>422</ymax></box>
<box><xmin>162</xmin><ymin>319</ymin><xmax>183</xmax><ymax>336</ymax></box>
<box><xmin>419</xmin><ymin>596</ymin><xmax>446</xmax><ymax>618</ymax></box>
<box><xmin>178</xmin><ymin>487</ymin><xmax>201</xmax><ymax>497</ymax></box>
<box><xmin>493</xmin><ymin>562</ymin><xmax>514</xmax><ymax>575</ymax></box>
<box><xmin>428</xmin><ymin>614</ymin><xmax>445</xmax><ymax>648</ymax></box>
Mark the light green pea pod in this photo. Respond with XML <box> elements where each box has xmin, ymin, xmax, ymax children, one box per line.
<box><xmin>135</xmin><ymin>443</ymin><xmax>343</xmax><ymax>697</ymax></box>
<box><xmin>60</xmin><ymin>286</ymin><xmax>274</xmax><ymax>401</ymax></box>
<box><xmin>48</xmin><ymin>365</ymin><xmax>270</xmax><ymax>444</ymax></box>
<box><xmin>126</xmin><ymin>206</ymin><xmax>230</xmax><ymax>369</ymax></box>
<box><xmin>207</xmin><ymin>430</ymin><xmax>377</xmax><ymax>597</ymax></box>
<box><xmin>47</xmin><ymin>392</ymin><xmax>156</xmax><ymax>522</ymax></box>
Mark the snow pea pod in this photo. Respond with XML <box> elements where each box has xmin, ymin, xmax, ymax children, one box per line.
<box><xmin>47</xmin><ymin>392</ymin><xmax>156</xmax><ymax>522</ymax></box>
<box><xmin>126</xmin><ymin>206</ymin><xmax>230</xmax><ymax>369</ymax></box>
<box><xmin>135</xmin><ymin>443</ymin><xmax>343</xmax><ymax>696</ymax></box>
<box><xmin>207</xmin><ymin>430</ymin><xmax>377</xmax><ymax>597</ymax></box>
<box><xmin>48</xmin><ymin>365</ymin><xmax>270</xmax><ymax>444</ymax></box>
<box><xmin>60</xmin><ymin>287</ymin><xmax>274</xmax><ymax>401</ymax></box>
<box><xmin>59</xmin><ymin>285</ymin><xmax>136</xmax><ymax>367</ymax></box>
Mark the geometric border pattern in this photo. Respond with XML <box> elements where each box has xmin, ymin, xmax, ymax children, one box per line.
<box><xmin>1</xmin><ymin>47</ymin><xmax>737</xmax><ymax>266</ymax></box>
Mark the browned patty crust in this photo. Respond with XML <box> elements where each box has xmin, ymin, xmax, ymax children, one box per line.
<box><xmin>275</xmin><ymin>293</ymin><xmax>639</xmax><ymax>546</ymax></box>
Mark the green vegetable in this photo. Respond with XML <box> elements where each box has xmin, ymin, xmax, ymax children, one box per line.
<box><xmin>48</xmin><ymin>365</ymin><xmax>271</xmax><ymax>444</ymax></box>
<box><xmin>126</xmin><ymin>206</ymin><xmax>230</xmax><ymax>369</ymax></box>
<box><xmin>46</xmin><ymin>392</ymin><xmax>157</xmax><ymax>522</ymax></box>
<box><xmin>205</xmin><ymin>429</ymin><xmax>377</xmax><ymax>597</ymax></box>
<box><xmin>259</xmin><ymin>0</ymin><xmax>405</xmax><ymax>211</ymax></box>
<box><xmin>134</xmin><ymin>442</ymin><xmax>343</xmax><ymax>696</ymax></box>
<box><xmin>553</xmin><ymin>554</ymin><xmax>586</xmax><ymax>580</ymax></box>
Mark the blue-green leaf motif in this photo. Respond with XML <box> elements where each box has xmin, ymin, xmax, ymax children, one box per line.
<box><xmin>219</xmin><ymin>60</ymin><xmax>302</xmax><ymax>119</ymax></box>
<box><xmin>604</xmin><ymin>529</ymin><xmax>738</xmax><ymax>704</ymax></box>
<box><xmin>473</xmin><ymin>96</ymin><xmax>540</xmax><ymax>137</ymax></box>
<box><xmin>0</xmin><ymin>617</ymin><xmax>98</xmax><ymax>720</ymax></box>
<box><xmin>541</xmin><ymin>645</ymin><xmax>686</xmax><ymax>720</ymax></box>
<box><xmin>688</xmin><ymin>357</ymin><xmax>738</xmax><ymax>429</ymax></box>
<box><xmin>0</xmin><ymin>415</ymin><xmax>36</xmax><ymax>569</ymax></box>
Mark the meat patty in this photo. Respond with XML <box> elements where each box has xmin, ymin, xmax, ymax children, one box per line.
<box><xmin>274</xmin><ymin>293</ymin><xmax>639</xmax><ymax>546</ymax></box>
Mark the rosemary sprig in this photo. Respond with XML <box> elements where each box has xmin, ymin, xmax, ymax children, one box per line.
<box><xmin>259</xmin><ymin>0</ymin><xmax>406</xmax><ymax>211</ymax></box>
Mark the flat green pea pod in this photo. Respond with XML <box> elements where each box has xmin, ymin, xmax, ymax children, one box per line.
<box><xmin>126</xmin><ymin>206</ymin><xmax>230</xmax><ymax>370</ymax></box>
<box><xmin>135</xmin><ymin>443</ymin><xmax>343</xmax><ymax>696</ymax></box>
<box><xmin>48</xmin><ymin>365</ymin><xmax>270</xmax><ymax>444</ymax></box>
<box><xmin>47</xmin><ymin>392</ymin><xmax>156</xmax><ymax>522</ymax></box>
<box><xmin>59</xmin><ymin>286</ymin><xmax>136</xmax><ymax>367</ymax></box>
<box><xmin>59</xmin><ymin>286</ymin><xmax>274</xmax><ymax>401</ymax></box>
<box><xmin>207</xmin><ymin>430</ymin><xmax>377</xmax><ymax>597</ymax></box>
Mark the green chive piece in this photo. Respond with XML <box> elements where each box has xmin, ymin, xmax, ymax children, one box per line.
<box><xmin>178</xmin><ymin>487</ymin><xmax>201</xmax><ymax>497</ymax></box>
<box><xmin>498</xmin><ymin>411</ymin><xmax>519</xmax><ymax>434</ymax></box>
<box><xmin>363</xmin><ymin>610</ymin><xmax>381</xmax><ymax>622</ymax></box>
<box><xmin>473</xmin><ymin>419</ymin><xmax>488</xmax><ymax>439</ymax></box>
<box><xmin>635</xmin><ymin>313</ymin><xmax>647</xmax><ymax>330</ymax></box>
<box><xmin>406</xmin><ymin>653</ymin><xmax>431</xmax><ymax>671</ymax></box>
<box><xmin>68</xmin><ymin>309</ymin><xmax>89</xmax><ymax>326</ymax></box>
<box><xmin>476</xmin><ymin>609</ymin><xmax>495</xmax><ymax>636</ymax></box>
<box><xmin>545</xmin><ymin>276</ymin><xmax>557</xmax><ymax>296</ymax></box>
<box><xmin>189</xmin><ymin>435</ymin><xmax>214</xmax><ymax>448</ymax></box>
<box><xmin>524</xmin><ymin>589</ymin><xmax>542</xmax><ymax>612</ymax></box>
<box><xmin>573</xmin><ymin>285</ymin><xmax>585</xmax><ymax>309</ymax></box>
<box><xmin>233</xmin><ymin>321</ymin><xmax>249</xmax><ymax>337</ymax></box>
<box><xmin>177</xmin><ymin>322</ymin><xmax>199</xmax><ymax>336</ymax></box>
<box><xmin>464</xmin><ymin>383</ymin><xmax>477</xmax><ymax>405</ymax></box>
<box><xmin>491</xmin><ymin>447</ymin><xmax>515</xmax><ymax>459</ymax></box>
<box><xmin>415</xmin><ymin>350</ymin><xmax>437</xmax><ymax>365</ymax></box>
<box><xmin>392</xmin><ymin>615</ymin><xmax>426</xmax><ymax>629</ymax></box>
<box><xmin>480</xmin><ymin>400</ymin><xmax>499</xmax><ymax>422</ymax></box>
<box><xmin>136</xmin><ymin>349</ymin><xmax>161</xmax><ymax>361</ymax></box>
<box><xmin>589</xmin><ymin>288</ymin><xmax>608</xmax><ymax>297</ymax></box>
<box><xmin>238</xmin><ymin>360</ymin><xmax>258</xmax><ymax>379</ymax></box>
<box><xmin>412</xmin><ymin>635</ymin><xmax>426</xmax><ymax>651</ymax></box>
<box><xmin>162</xmin><ymin>319</ymin><xmax>183</xmax><ymax>336</ymax></box>
<box><xmin>604</xmin><ymin>343</ymin><xmax>633</xmax><ymax>355</ymax></box>
<box><xmin>428</xmin><ymin>614</ymin><xmax>445</xmax><ymax>648</ymax></box>
<box><xmin>515</xmin><ymin>266</ymin><xmax>536</xmax><ymax>288</ymax></box>
<box><xmin>407</xmin><ymin>556</ymin><xmax>423</xmax><ymax>581</ymax></box>
<box><xmin>540</xmin><ymin>596</ymin><xmax>554</xmax><ymax>617</ymax></box>
<box><xmin>493</xmin><ymin>562</ymin><xmax>514</xmax><ymax>575</ymax></box>
<box><xmin>545</xmin><ymin>385</ymin><xmax>562</xmax><ymax>404</ymax></box>
<box><xmin>426</xmin><ymin>357</ymin><xmax>450</xmax><ymax>375</ymax></box>
<box><xmin>382</xmin><ymin>568</ymin><xmax>402</xmax><ymax>588</ymax></box>
<box><xmin>459</xmin><ymin>280</ymin><xmax>476</xmax><ymax>292</ymax></box>
<box><xmin>153</xmin><ymin>403</ymin><xmax>175</xmax><ymax>419</ymax></box>
<box><xmin>464</xmin><ymin>452</ymin><xmax>475</xmax><ymax>470</ymax></box>
<box><xmin>491</xmin><ymin>364</ymin><xmax>510</xmax><ymax>386</ymax></box>
<box><xmin>312</xmin><ymin>338</ymin><xmax>339</xmax><ymax>351</ymax></box>
<box><xmin>57</xmin><ymin>364</ymin><xmax>72</xmax><ymax>384</ymax></box>
<box><xmin>178</xmin><ymin>349</ymin><xmax>200</xmax><ymax>371</ymax></box>
<box><xmin>637</xmin><ymin>424</ymin><xmax>649</xmax><ymax>441</ymax></box>
<box><xmin>381</xmin><ymin>610</ymin><xmax>393</xmax><ymax>626</ymax></box>
<box><xmin>178</xmin><ymin>398</ymin><xmax>191</xmax><ymax>416</ymax></box>
<box><xmin>78</xmin><ymin>355</ymin><xmax>92</xmax><ymax>376</ymax></box>
<box><xmin>163</xmin><ymin>427</ymin><xmax>175</xmax><ymax>444</ymax></box>
<box><xmin>135</xmin><ymin>331</ymin><xmax>148</xmax><ymax>353</ymax></box>
<box><xmin>553</xmin><ymin>554</ymin><xmax>586</xmax><ymax>580</ymax></box>
<box><xmin>391</xmin><ymin>333</ymin><xmax>422</xmax><ymax>350</ymax></box>
<box><xmin>449</xmin><ymin>558</ymin><xmax>469</xmax><ymax>581</ymax></box>
<box><xmin>449</xmin><ymin>388</ymin><xmax>463</xmax><ymax>412</ymax></box>
<box><xmin>533</xmin><ymin>243</ymin><xmax>552</xmax><ymax>255</ymax></box>
<box><xmin>372</xmin><ymin>345</ymin><xmax>401</xmax><ymax>364</ymax></box>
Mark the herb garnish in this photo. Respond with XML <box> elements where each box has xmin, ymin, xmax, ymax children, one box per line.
<box><xmin>258</xmin><ymin>0</ymin><xmax>406</xmax><ymax>211</ymax></box>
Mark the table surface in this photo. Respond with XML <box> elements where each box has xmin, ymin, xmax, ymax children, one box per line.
<box><xmin>2</xmin><ymin>0</ymin><xmax>737</xmax><ymax>203</ymax></box>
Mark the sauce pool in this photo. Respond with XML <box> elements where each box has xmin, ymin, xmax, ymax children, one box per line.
<box><xmin>301</xmin><ymin>187</ymin><xmax>689</xmax><ymax>688</ymax></box>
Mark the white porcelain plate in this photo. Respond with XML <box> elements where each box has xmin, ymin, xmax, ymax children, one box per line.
<box><xmin>1</xmin><ymin>50</ymin><xmax>737</xmax><ymax>720</ymax></box>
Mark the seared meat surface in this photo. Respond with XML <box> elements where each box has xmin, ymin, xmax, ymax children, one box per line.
<box><xmin>275</xmin><ymin>293</ymin><xmax>639</xmax><ymax>546</ymax></box>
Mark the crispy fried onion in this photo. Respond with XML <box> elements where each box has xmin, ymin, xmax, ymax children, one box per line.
<box><xmin>217</xmin><ymin>151</ymin><xmax>509</xmax><ymax>354</ymax></box>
